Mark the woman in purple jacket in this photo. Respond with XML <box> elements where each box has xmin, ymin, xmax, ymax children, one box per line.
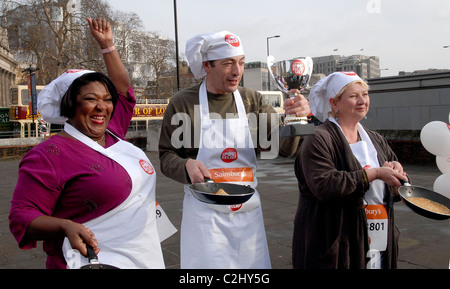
<box><xmin>9</xmin><ymin>18</ymin><xmax>165</xmax><ymax>269</ymax></box>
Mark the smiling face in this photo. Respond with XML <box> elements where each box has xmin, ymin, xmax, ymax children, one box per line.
<box><xmin>204</xmin><ymin>55</ymin><xmax>245</xmax><ymax>94</ymax></box>
<box><xmin>331</xmin><ymin>82</ymin><xmax>370</xmax><ymax>124</ymax></box>
<box><xmin>68</xmin><ymin>81</ymin><xmax>114</xmax><ymax>140</ymax></box>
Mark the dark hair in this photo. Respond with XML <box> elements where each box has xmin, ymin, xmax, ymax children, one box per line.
<box><xmin>60</xmin><ymin>72</ymin><xmax>119</xmax><ymax>119</ymax></box>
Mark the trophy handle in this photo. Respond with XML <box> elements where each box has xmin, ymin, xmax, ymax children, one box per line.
<box><xmin>267</xmin><ymin>55</ymin><xmax>290</xmax><ymax>94</ymax></box>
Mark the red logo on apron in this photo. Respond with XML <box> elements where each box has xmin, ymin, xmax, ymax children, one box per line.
<box><xmin>291</xmin><ymin>59</ymin><xmax>306</xmax><ymax>76</ymax></box>
<box><xmin>221</xmin><ymin>148</ymin><xmax>238</xmax><ymax>163</ymax></box>
<box><xmin>225</xmin><ymin>34</ymin><xmax>240</xmax><ymax>47</ymax></box>
<box><xmin>139</xmin><ymin>159</ymin><xmax>154</xmax><ymax>175</ymax></box>
<box><xmin>229</xmin><ymin>204</ymin><xmax>243</xmax><ymax>212</ymax></box>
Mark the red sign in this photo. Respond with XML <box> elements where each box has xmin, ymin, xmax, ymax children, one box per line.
<box><xmin>291</xmin><ymin>59</ymin><xmax>306</xmax><ymax>76</ymax></box>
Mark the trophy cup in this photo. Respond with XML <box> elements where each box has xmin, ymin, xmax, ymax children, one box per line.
<box><xmin>267</xmin><ymin>55</ymin><xmax>315</xmax><ymax>137</ymax></box>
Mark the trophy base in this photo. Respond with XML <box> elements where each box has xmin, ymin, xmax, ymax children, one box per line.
<box><xmin>280</xmin><ymin>122</ymin><xmax>316</xmax><ymax>137</ymax></box>
<box><xmin>284</xmin><ymin>116</ymin><xmax>308</xmax><ymax>125</ymax></box>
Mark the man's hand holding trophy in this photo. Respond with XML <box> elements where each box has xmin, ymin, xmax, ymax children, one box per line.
<box><xmin>267</xmin><ymin>55</ymin><xmax>316</xmax><ymax>137</ymax></box>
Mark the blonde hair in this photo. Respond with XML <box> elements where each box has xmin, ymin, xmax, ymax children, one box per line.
<box><xmin>329</xmin><ymin>80</ymin><xmax>369</xmax><ymax>119</ymax></box>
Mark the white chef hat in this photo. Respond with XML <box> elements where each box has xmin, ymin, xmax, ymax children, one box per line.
<box><xmin>37</xmin><ymin>69</ymin><xmax>95</xmax><ymax>124</ymax></box>
<box><xmin>185</xmin><ymin>31</ymin><xmax>245</xmax><ymax>79</ymax></box>
<box><xmin>309</xmin><ymin>71</ymin><xmax>365</xmax><ymax>122</ymax></box>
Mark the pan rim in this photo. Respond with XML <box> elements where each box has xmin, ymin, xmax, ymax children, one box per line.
<box><xmin>188</xmin><ymin>182</ymin><xmax>255</xmax><ymax>205</ymax></box>
<box><xmin>189</xmin><ymin>182</ymin><xmax>255</xmax><ymax>195</ymax></box>
<box><xmin>190</xmin><ymin>189</ymin><xmax>253</xmax><ymax>197</ymax></box>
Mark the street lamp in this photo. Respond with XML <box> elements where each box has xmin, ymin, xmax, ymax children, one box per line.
<box><xmin>266</xmin><ymin>35</ymin><xmax>280</xmax><ymax>90</ymax></box>
<box><xmin>379</xmin><ymin>68</ymin><xmax>389</xmax><ymax>77</ymax></box>
<box><xmin>266</xmin><ymin>35</ymin><xmax>280</xmax><ymax>56</ymax></box>
<box><xmin>173</xmin><ymin>0</ymin><xmax>180</xmax><ymax>91</ymax></box>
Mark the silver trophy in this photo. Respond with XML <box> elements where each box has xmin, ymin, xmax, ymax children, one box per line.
<box><xmin>267</xmin><ymin>55</ymin><xmax>315</xmax><ymax>136</ymax></box>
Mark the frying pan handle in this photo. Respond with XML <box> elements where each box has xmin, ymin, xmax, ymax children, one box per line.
<box><xmin>86</xmin><ymin>243</ymin><xmax>99</xmax><ymax>264</ymax></box>
<box><xmin>399</xmin><ymin>179</ymin><xmax>411</xmax><ymax>186</ymax></box>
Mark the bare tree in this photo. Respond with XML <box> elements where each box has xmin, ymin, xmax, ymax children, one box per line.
<box><xmin>1</xmin><ymin>0</ymin><xmax>182</xmax><ymax>98</ymax></box>
<box><xmin>2</xmin><ymin>0</ymin><xmax>114</xmax><ymax>84</ymax></box>
<box><xmin>133</xmin><ymin>31</ymin><xmax>176</xmax><ymax>99</ymax></box>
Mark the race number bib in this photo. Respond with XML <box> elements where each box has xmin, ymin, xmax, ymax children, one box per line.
<box><xmin>365</xmin><ymin>204</ymin><xmax>388</xmax><ymax>269</ymax></box>
<box><xmin>365</xmin><ymin>204</ymin><xmax>388</xmax><ymax>251</ymax></box>
<box><xmin>156</xmin><ymin>201</ymin><xmax>177</xmax><ymax>242</ymax></box>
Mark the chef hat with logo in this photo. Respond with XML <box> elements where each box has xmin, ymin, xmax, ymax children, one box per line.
<box><xmin>309</xmin><ymin>71</ymin><xmax>365</xmax><ymax>122</ymax></box>
<box><xmin>38</xmin><ymin>69</ymin><xmax>95</xmax><ymax>124</ymax></box>
<box><xmin>185</xmin><ymin>31</ymin><xmax>245</xmax><ymax>79</ymax></box>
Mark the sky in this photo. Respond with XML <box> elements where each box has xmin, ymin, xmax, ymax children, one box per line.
<box><xmin>106</xmin><ymin>0</ymin><xmax>450</xmax><ymax>77</ymax></box>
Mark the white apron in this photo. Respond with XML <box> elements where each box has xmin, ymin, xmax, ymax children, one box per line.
<box><xmin>330</xmin><ymin>117</ymin><xmax>388</xmax><ymax>269</ymax></box>
<box><xmin>180</xmin><ymin>81</ymin><xmax>271</xmax><ymax>269</ymax></box>
<box><xmin>62</xmin><ymin>123</ymin><xmax>167</xmax><ymax>269</ymax></box>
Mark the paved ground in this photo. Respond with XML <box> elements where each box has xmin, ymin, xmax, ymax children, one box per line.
<box><xmin>0</xmin><ymin>151</ymin><xmax>449</xmax><ymax>269</ymax></box>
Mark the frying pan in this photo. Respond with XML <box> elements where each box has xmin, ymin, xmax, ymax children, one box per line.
<box><xmin>189</xmin><ymin>177</ymin><xmax>255</xmax><ymax>205</ymax></box>
<box><xmin>80</xmin><ymin>244</ymin><xmax>119</xmax><ymax>269</ymax></box>
<box><xmin>398</xmin><ymin>180</ymin><xmax>450</xmax><ymax>220</ymax></box>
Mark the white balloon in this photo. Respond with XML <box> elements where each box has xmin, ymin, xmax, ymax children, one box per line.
<box><xmin>420</xmin><ymin>121</ymin><xmax>450</xmax><ymax>157</ymax></box>
<box><xmin>433</xmin><ymin>173</ymin><xmax>450</xmax><ymax>199</ymax></box>
<box><xmin>436</xmin><ymin>156</ymin><xmax>450</xmax><ymax>174</ymax></box>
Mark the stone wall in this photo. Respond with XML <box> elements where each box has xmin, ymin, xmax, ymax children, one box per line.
<box><xmin>0</xmin><ymin>137</ymin><xmax>43</xmax><ymax>159</ymax></box>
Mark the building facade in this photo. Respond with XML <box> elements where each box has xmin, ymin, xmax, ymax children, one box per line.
<box><xmin>363</xmin><ymin>71</ymin><xmax>450</xmax><ymax>132</ymax></box>
<box><xmin>242</xmin><ymin>61</ymin><xmax>271</xmax><ymax>91</ymax></box>
<box><xmin>0</xmin><ymin>27</ymin><xmax>16</xmax><ymax>107</ymax></box>
<box><xmin>312</xmin><ymin>54</ymin><xmax>380</xmax><ymax>79</ymax></box>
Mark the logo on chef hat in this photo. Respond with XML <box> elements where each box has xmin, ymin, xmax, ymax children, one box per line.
<box><xmin>225</xmin><ymin>34</ymin><xmax>240</xmax><ymax>47</ymax></box>
<box><xmin>65</xmin><ymin>69</ymin><xmax>87</xmax><ymax>74</ymax></box>
<box><xmin>340</xmin><ymin>71</ymin><xmax>357</xmax><ymax>76</ymax></box>
<box><xmin>139</xmin><ymin>159</ymin><xmax>155</xmax><ymax>175</ymax></box>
